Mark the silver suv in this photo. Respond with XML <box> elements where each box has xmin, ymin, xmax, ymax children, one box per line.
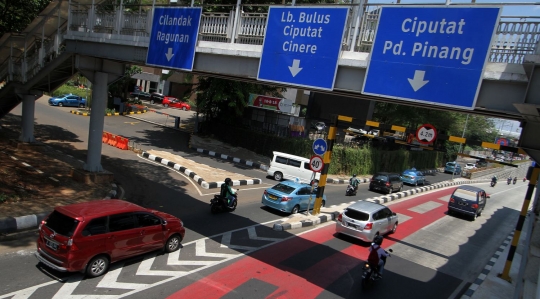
<box><xmin>335</xmin><ymin>201</ymin><xmax>398</xmax><ymax>243</ymax></box>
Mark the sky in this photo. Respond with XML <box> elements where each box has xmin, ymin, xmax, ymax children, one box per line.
<box><xmin>368</xmin><ymin>0</ymin><xmax>540</xmax><ymax>18</ymax></box>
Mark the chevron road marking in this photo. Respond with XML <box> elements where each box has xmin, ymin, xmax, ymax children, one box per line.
<box><xmin>52</xmin><ymin>274</ymin><xmax>115</xmax><ymax>299</ymax></box>
<box><xmin>0</xmin><ymin>218</ymin><xmax>304</xmax><ymax>299</ymax></box>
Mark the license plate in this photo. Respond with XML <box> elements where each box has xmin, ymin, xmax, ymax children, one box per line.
<box><xmin>269</xmin><ymin>195</ymin><xmax>277</xmax><ymax>200</ymax></box>
<box><xmin>348</xmin><ymin>222</ymin><xmax>358</xmax><ymax>229</ymax></box>
<box><xmin>46</xmin><ymin>239</ymin><xmax>58</xmax><ymax>251</ymax></box>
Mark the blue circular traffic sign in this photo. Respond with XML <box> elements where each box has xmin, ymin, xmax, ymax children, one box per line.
<box><xmin>313</xmin><ymin>138</ymin><xmax>327</xmax><ymax>156</ymax></box>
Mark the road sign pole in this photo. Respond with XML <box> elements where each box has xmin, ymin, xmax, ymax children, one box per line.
<box><xmin>499</xmin><ymin>167</ymin><xmax>540</xmax><ymax>282</ymax></box>
<box><xmin>313</xmin><ymin>115</ymin><xmax>353</xmax><ymax>214</ymax></box>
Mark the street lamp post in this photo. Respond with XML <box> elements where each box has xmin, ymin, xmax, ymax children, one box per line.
<box><xmin>452</xmin><ymin>114</ymin><xmax>469</xmax><ymax>180</ymax></box>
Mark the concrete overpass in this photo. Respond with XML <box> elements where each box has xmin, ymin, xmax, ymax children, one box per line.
<box><xmin>1</xmin><ymin>1</ymin><xmax>540</xmax><ymax>167</ymax></box>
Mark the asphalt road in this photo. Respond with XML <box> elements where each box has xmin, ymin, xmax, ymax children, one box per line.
<box><xmin>0</xmin><ymin>97</ymin><xmax>522</xmax><ymax>299</ymax></box>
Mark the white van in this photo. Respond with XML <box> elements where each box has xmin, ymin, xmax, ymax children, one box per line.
<box><xmin>267</xmin><ymin>152</ymin><xmax>321</xmax><ymax>184</ymax></box>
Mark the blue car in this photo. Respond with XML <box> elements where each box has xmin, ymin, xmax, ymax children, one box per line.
<box><xmin>401</xmin><ymin>169</ymin><xmax>426</xmax><ymax>186</ymax></box>
<box><xmin>48</xmin><ymin>94</ymin><xmax>87</xmax><ymax>107</ymax></box>
<box><xmin>444</xmin><ymin>162</ymin><xmax>462</xmax><ymax>174</ymax></box>
<box><xmin>262</xmin><ymin>181</ymin><xmax>326</xmax><ymax>214</ymax></box>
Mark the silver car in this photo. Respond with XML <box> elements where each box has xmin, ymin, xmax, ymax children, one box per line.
<box><xmin>335</xmin><ymin>201</ymin><xmax>398</xmax><ymax>243</ymax></box>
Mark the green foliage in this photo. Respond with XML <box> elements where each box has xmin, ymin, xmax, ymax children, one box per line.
<box><xmin>201</xmin><ymin>122</ymin><xmax>444</xmax><ymax>175</ymax></box>
<box><xmin>108</xmin><ymin>65</ymin><xmax>142</xmax><ymax>99</ymax></box>
<box><xmin>105</xmin><ymin>108</ymin><xmax>116</xmax><ymax>114</ymax></box>
<box><xmin>185</xmin><ymin>76</ymin><xmax>286</xmax><ymax>125</ymax></box>
<box><xmin>0</xmin><ymin>0</ymin><xmax>52</xmax><ymax>36</ymax></box>
<box><xmin>52</xmin><ymin>85</ymin><xmax>92</xmax><ymax>102</ymax></box>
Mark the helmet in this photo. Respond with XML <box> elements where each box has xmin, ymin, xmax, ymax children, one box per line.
<box><xmin>373</xmin><ymin>235</ymin><xmax>383</xmax><ymax>246</ymax></box>
<box><xmin>224</xmin><ymin>178</ymin><xmax>231</xmax><ymax>184</ymax></box>
<box><xmin>353</xmin><ymin>174</ymin><xmax>357</xmax><ymax>177</ymax></box>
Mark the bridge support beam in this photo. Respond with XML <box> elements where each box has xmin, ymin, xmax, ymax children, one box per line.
<box><xmin>84</xmin><ymin>71</ymin><xmax>107</xmax><ymax>172</ymax></box>
<box><xmin>19</xmin><ymin>95</ymin><xmax>37</xmax><ymax>143</ymax></box>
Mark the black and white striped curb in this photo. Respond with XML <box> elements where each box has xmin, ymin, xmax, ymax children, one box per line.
<box><xmin>273</xmin><ymin>178</ymin><xmax>490</xmax><ymax>231</ymax></box>
<box><xmin>460</xmin><ymin>231</ymin><xmax>514</xmax><ymax>299</ymax></box>
<box><xmin>326</xmin><ymin>178</ymin><xmax>371</xmax><ymax>184</ymax></box>
<box><xmin>195</xmin><ymin>148</ymin><xmax>269</xmax><ymax>171</ymax></box>
<box><xmin>0</xmin><ymin>183</ymin><xmax>121</xmax><ymax>235</ymax></box>
<box><xmin>141</xmin><ymin>151</ymin><xmax>262</xmax><ymax>189</ymax></box>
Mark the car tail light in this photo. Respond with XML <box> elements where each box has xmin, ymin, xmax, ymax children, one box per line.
<box><xmin>264</xmin><ymin>190</ymin><xmax>268</xmax><ymax>195</ymax></box>
<box><xmin>364</xmin><ymin>222</ymin><xmax>373</xmax><ymax>230</ymax></box>
<box><xmin>39</xmin><ymin>220</ymin><xmax>45</xmax><ymax>230</ymax></box>
<box><xmin>385</xmin><ymin>182</ymin><xmax>390</xmax><ymax>187</ymax></box>
<box><xmin>449</xmin><ymin>197</ymin><xmax>455</xmax><ymax>203</ymax></box>
<box><xmin>411</xmin><ymin>176</ymin><xmax>416</xmax><ymax>179</ymax></box>
<box><xmin>337</xmin><ymin>213</ymin><xmax>343</xmax><ymax>222</ymax></box>
<box><xmin>281</xmin><ymin>197</ymin><xmax>292</xmax><ymax>202</ymax></box>
<box><xmin>471</xmin><ymin>204</ymin><xmax>479</xmax><ymax>209</ymax></box>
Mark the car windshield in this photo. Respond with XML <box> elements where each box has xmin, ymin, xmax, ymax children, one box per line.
<box><xmin>453</xmin><ymin>189</ymin><xmax>478</xmax><ymax>201</ymax></box>
<box><xmin>45</xmin><ymin>210</ymin><xmax>80</xmax><ymax>237</ymax></box>
<box><xmin>270</xmin><ymin>184</ymin><xmax>296</xmax><ymax>194</ymax></box>
<box><xmin>446</xmin><ymin>162</ymin><xmax>456</xmax><ymax>167</ymax></box>
<box><xmin>344</xmin><ymin>208</ymin><xmax>370</xmax><ymax>221</ymax></box>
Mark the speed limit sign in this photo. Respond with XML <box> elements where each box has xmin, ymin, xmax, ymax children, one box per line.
<box><xmin>309</xmin><ymin>155</ymin><xmax>324</xmax><ymax>172</ymax></box>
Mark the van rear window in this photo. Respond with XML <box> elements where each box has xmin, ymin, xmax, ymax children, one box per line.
<box><xmin>271</xmin><ymin>184</ymin><xmax>296</xmax><ymax>194</ymax></box>
<box><xmin>453</xmin><ymin>189</ymin><xmax>477</xmax><ymax>201</ymax></box>
<box><xmin>46</xmin><ymin>210</ymin><xmax>79</xmax><ymax>237</ymax></box>
<box><xmin>344</xmin><ymin>209</ymin><xmax>370</xmax><ymax>221</ymax></box>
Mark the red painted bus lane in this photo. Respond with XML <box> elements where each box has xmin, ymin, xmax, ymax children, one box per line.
<box><xmin>168</xmin><ymin>187</ymin><xmax>459</xmax><ymax>299</ymax></box>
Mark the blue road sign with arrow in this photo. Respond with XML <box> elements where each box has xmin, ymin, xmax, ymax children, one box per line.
<box><xmin>363</xmin><ymin>6</ymin><xmax>501</xmax><ymax>110</ymax></box>
<box><xmin>146</xmin><ymin>7</ymin><xmax>202</xmax><ymax>71</ymax></box>
<box><xmin>313</xmin><ymin>138</ymin><xmax>327</xmax><ymax>156</ymax></box>
<box><xmin>257</xmin><ymin>6</ymin><xmax>349</xmax><ymax>91</ymax></box>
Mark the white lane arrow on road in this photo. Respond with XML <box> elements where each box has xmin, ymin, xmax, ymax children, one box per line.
<box><xmin>408</xmin><ymin>70</ymin><xmax>429</xmax><ymax>92</ymax></box>
<box><xmin>165</xmin><ymin>48</ymin><xmax>174</xmax><ymax>61</ymax></box>
<box><xmin>288</xmin><ymin>59</ymin><xmax>303</xmax><ymax>77</ymax></box>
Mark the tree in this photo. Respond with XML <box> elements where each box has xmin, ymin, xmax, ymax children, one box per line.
<box><xmin>183</xmin><ymin>75</ymin><xmax>285</xmax><ymax>130</ymax></box>
<box><xmin>108</xmin><ymin>65</ymin><xmax>142</xmax><ymax>100</ymax></box>
<box><xmin>372</xmin><ymin>102</ymin><xmax>498</xmax><ymax>159</ymax></box>
<box><xmin>0</xmin><ymin>0</ymin><xmax>52</xmax><ymax>37</ymax></box>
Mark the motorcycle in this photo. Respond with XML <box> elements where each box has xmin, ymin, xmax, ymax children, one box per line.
<box><xmin>513</xmin><ymin>178</ymin><xmax>517</xmax><ymax>185</ymax></box>
<box><xmin>362</xmin><ymin>249</ymin><xmax>393</xmax><ymax>288</ymax></box>
<box><xmin>507</xmin><ymin>178</ymin><xmax>512</xmax><ymax>185</ymax></box>
<box><xmin>345</xmin><ymin>184</ymin><xmax>357</xmax><ymax>196</ymax></box>
<box><xmin>490</xmin><ymin>180</ymin><xmax>497</xmax><ymax>187</ymax></box>
<box><xmin>210</xmin><ymin>191</ymin><xmax>238</xmax><ymax>214</ymax></box>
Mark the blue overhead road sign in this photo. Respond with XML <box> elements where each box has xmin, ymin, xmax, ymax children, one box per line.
<box><xmin>146</xmin><ymin>7</ymin><xmax>202</xmax><ymax>71</ymax></box>
<box><xmin>363</xmin><ymin>6</ymin><xmax>501</xmax><ymax>109</ymax></box>
<box><xmin>257</xmin><ymin>7</ymin><xmax>348</xmax><ymax>90</ymax></box>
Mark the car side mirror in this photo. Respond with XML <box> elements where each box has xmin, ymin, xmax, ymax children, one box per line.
<box><xmin>161</xmin><ymin>220</ymin><xmax>168</xmax><ymax>226</ymax></box>
<box><xmin>392</xmin><ymin>212</ymin><xmax>396</xmax><ymax>216</ymax></box>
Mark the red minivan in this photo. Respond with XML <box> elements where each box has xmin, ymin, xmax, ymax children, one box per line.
<box><xmin>35</xmin><ymin>200</ymin><xmax>185</xmax><ymax>278</ymax></box>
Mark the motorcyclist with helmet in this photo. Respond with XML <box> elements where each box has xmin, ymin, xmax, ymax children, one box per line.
<box><xmin>220</xmin><ymin>178</ymin><xmax>236</xmax><ymax>207</ymax></box>
<box><xmin>369</xmin><ymin>235</ymin><xmax>390</xmax><ymax>278</ymax></box>
<box><xmin>349</xmin><ymin>174</ymin><xmax>360</xmax><ymax>192</ymax></box>
<box><xmin>491</xmin><ymin>175</ymin><xmax>498</xmax><ymax>184</ymax></box>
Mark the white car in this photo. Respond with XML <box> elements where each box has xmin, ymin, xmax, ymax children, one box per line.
<box><xmin>368</xmin><ymin>129</ymin><xmax>380</xmax><ymax>136</ymax></box>
<box><xmin>464</xmin><ymin>163</ymin><xmax>476</xmax><ymax>170</ymax></box>
<box><xmin>347</xmin><ymin>127</ymin><xmax>367</xmax><ymax>135</ymax></box>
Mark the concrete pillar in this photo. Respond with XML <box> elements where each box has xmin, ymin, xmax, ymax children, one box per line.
<box><xmin>19</xmin><ymin>95</ymin><xmax>37</xmax><ymax>143</ymax></box>
<box><xmin>84</xmin><ymin>71</ymin><xmax>107</xmax><ymax>172</ymax></box>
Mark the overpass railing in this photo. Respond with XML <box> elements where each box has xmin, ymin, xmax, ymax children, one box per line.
<box><xmin>2</xmin><ymin>2</ymin><xmax>540</xmax><ymax>88</ymax></box>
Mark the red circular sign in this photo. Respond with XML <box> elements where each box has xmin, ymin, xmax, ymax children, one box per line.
<box><xmin>416</xmin><ymin>124</ymin><xmax>437</xmax><ymax>145</ymax></box>
<box><xmin>309</xmin><ymin>156</ymin><xmax>324</xmax><ymax>172</ymax></box>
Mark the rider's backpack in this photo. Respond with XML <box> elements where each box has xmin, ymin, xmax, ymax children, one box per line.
<box><xmin>367</xmin><ymin>245</ymin><xmax>380</xmax><ymax>266</ymax></box>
